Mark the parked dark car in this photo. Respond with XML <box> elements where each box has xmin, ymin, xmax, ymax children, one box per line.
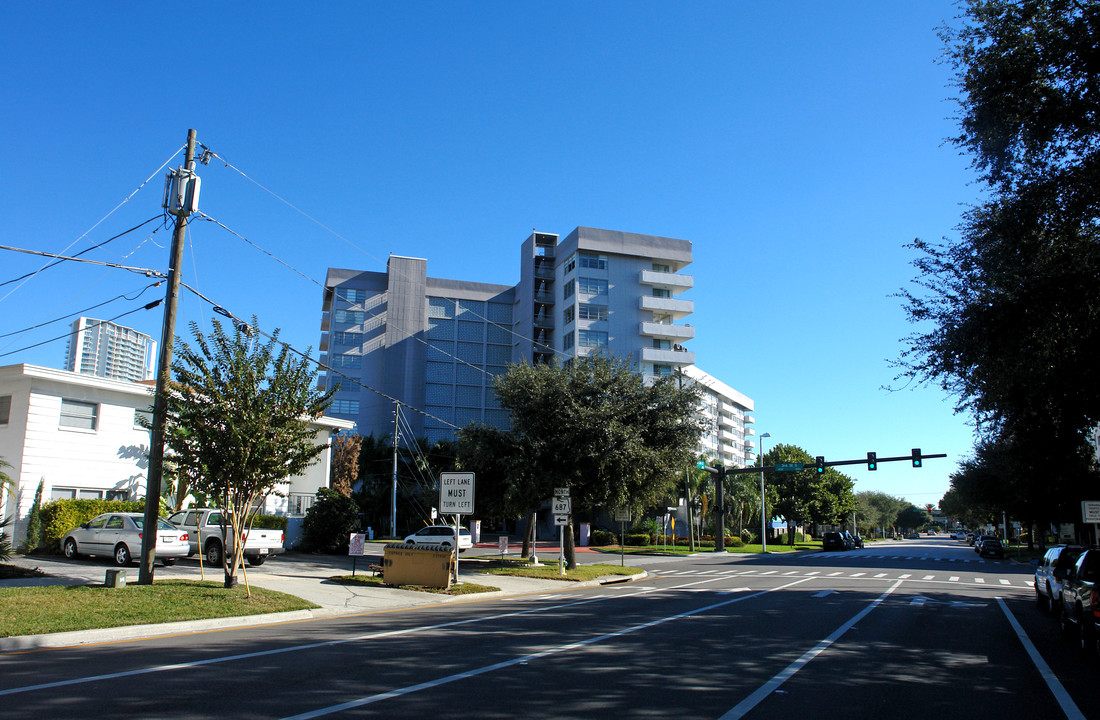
<box><xmin>977</xmin><ymin>538</ymin><xmax>1005</xmax><ymax>559</ymax></box>
<box><xmin>844</xmin><ymin>532</ymin><xmax>864</xmax><ymax>549</ymax></box>
<box><xmin>973</xmin><ymin>535</ymin><xmax>996</xmax><ymax>552</ymax></box>
<box><xmin>1035</xmin><ymin>545</ymin><xmax>1086</xmax><ymax>614</ymax></box>
<box><xmin>822</xmin><ymin>532</ymin><xmax>848</xmax><ymax>551</ymax></box>
<box><xmin>1058</xmin><ymin>548</ymin><xmax>1100</xmax><ymax>658</ymax></box>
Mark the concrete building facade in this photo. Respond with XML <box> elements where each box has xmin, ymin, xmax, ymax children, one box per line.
<box><xmin>64</xmin><ymin>317</ymin><xmax>156</xmax><ymax>383</ymax></box>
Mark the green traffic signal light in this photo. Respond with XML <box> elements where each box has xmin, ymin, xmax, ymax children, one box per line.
<box><xmin>867</xmin><ymin>452</ymin><xmax>877</xmax><ymax>471</ymax></box>
<box><xmin>912</xmin><ymin>448</ymin><xmax>922</xmax><ymax>468</ymax></box>
<box><xmin>815</xmin><ymin>456</ymin><xmax>825</xmax><ymax>473</ymax></box>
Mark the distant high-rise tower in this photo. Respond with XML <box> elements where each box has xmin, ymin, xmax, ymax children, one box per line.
<box><xmin>64</xmin><ymin>317</ymin><xmax>156</xmax><ymax>383</ymax></box>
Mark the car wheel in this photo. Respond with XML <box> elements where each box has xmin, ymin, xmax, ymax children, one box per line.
<box><xmin>114</xmin><ymin>544</ymin><xmax>132</xmax><ymax>566</ymax></box>
<box><xmin>63</xmin><ymin>538</ymin><xmax>79</xmax><ymax>559</ymax></box>
<box><xmin>162</xmin><ymin>558</ymin><xmax>176</xmax><ymax>566</ymax></box>
<box><xmin>1047</xmin><ymin>584</ymin><xmax>1059</xmax><ymax>615</ymax></box>
<box><xmin>205</xmin><ymin>541</ymin><xmax>223</xmax><ymax>566</ymax></box>
<box><xmin>246</xmin><ymin>556</ymin><xmax>266</xmax><ymax>567</ymax></box>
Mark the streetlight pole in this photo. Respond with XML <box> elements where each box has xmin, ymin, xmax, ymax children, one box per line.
<box><xmin>759</xmin><ymin>432</ymin><xmax>771</xmax><ymax>554</ymax></box>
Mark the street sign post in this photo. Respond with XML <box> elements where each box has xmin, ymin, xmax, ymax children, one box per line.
<box><xmin>439</xmin><ymin>472</ymin><xmax>474</xmax><ymax>584</ymax></box>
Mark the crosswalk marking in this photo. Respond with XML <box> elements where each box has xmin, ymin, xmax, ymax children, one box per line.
<box><xmin>850</xmin><ymin>572</ymin><xmax>865</xmax><ymax>577</ymax></box>
<box><xmin>975</xmin><ymin>578</ymin><xmax>985</xmax><ymax>583</ymax></box>
<box><xmin>923</xmin><ymin>575</ymin><xmax>935</xmax><ymax>580</ymax></box>
<box><xmin>949</xmin><ymin>576</ymin><xmax>960</xmax><ymax>582</ymax></box>
<box><xmin>999</xmin><ymin>579</ymin><xmax>1011</xmax><ymax>585</ymax></box>
<box><xmin>899</xmin><ymin>574</ymin><xmax>912</xmax><ymax>579</ymax></box>
<box><xmin>874</xmin><ymin>573</ymin><xmax>887</xmax><ymax>578</ymax></box>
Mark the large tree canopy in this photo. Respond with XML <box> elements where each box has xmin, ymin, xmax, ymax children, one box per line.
<box><xmin>458</xmin><ymin>355</ymin><xmax>703</xmax><ymax>566</ymax></box>
<box><xmin>164</xmin><ymin>319</ymin><xmax>333</xmax><ymax>589</ymax></box>
<box><xmin>899</xmin><ymin>0</ymin><xmax>1100</xmax><ymax>527</ymax></box>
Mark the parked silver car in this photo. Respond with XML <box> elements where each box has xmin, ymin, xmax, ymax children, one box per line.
<box><xmin>62</xmin><ymin>512</ymin><xmax>189</xmax><ymax>567</ymax></box>
<box><xmin>1035</xmin><ymin>545</ymin><xmax>1086</xmax><ymax>614</ymax></box>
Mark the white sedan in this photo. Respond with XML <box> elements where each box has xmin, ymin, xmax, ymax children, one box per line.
<box><xmin>62</xmin><ymin>512</ymin><xmax>189</xmax><ymax>566</ymax></box>
<box><xmin>403</xmin><ymin>525</ymin><xmax>473</xmax><ymax>552</ymax></box>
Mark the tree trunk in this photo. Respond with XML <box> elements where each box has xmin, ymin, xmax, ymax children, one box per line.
<box><xmin>564</xmin><ymin>518</ymin><xmax>576</xmax><ymax>570</ymax></box>
<box><xmin>522</xmin><ymin>511</ymin><xmax>535</xmax><ymax>558</ymax></box>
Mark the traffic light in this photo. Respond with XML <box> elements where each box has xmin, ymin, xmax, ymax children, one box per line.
<box><xmin>912</xmin><ymin>448</ymin><xmax>922</xmax><ymax>468</ymax></box>
<box><xmin>867</xmin><ymin>452</ymin><xmax>877</xmax><ymax>471</ymax></box>
<box><xmin>815</xmin><ymin>456</ymin><xmax>826</xmax><ymax>474</ymax></box>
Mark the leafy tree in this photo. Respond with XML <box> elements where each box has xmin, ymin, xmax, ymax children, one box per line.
<box><xmin>810</xmin><ymin>468</ymin><xmax>857</xmax><ymax>528</ymax></box>
<box><xmin>301</xmin><ymin>487</ymin><xmax>360</xmax><ymax>553</ymax></box>
<box><xmin>856</xmin><ymin>491</ymin><xmax>908</xmax><ymax>537</ymax></box>
<box><xmin>761</xmin><ymin>444</ymin><xmax>816</xmax><ymax>544</ymax></box>
<box><xmin>331</xmin><ymin>434</ymin><xmax>362</xmax><ymax>498</ymax></box>
<box><xmin>896</xmin><ymin>504</ymin><xmax>932</xmax><ymax>532</ymax></box>
<box><xmin>163</xmin><ymin>318</ymin><xmax>334</xmax><ymax>590</ymax></box>
<box><xmin>467</xmin><ymin>355</ymin><xmax>703</xmax><ymax>567</ymax></box>
<box><xmin>899</xmin><ymin>0</ymin><xmax>1100</xmax><ymax>519</ymax></box>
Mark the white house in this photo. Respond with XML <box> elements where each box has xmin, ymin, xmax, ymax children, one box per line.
<box><xmin>0</xmin><ymin>364</ymin><xmax>353</xmax><ymax>548</ymax></box>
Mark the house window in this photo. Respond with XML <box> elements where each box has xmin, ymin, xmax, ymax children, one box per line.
<box><xmin>579</xmin><ymin>330</ymin><xmax>608</xmax><ymax>348</ymax></box>
<box><xmin>287</xmin><ymin>494</ymin><xmax>316</xmax><ymax>517</ymax></box>
<box><xmin>134</xmin><ymin>408</ymin><xmax>153</xmax><ymax>430</ymax></box>
<box><xmin>0</xmin><ymin>395</ymin><xmax>10</xmax><ymax>424</ymax></box>
<box><xmin>59</xmin><ymin>399</ymin><xmax>98</xmax><ymax>431</ymax></box>
<box><xmin>578</xmin><ymin>304</ymin><xmax>608</xmax><ymax>321</ymax></box>
<box><xmin>579</xmin><ymin>254</ymin><xmax>607</xmax><ymax>270</ymax></box>
<box><xmin>578</xmin><ymin>277</ymin><xmax>608</xmax><ymax>295</ymax></box>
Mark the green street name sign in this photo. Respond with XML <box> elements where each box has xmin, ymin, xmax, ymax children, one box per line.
<box><xmin>775</xmin><ymin>463</ymin><xmax>804</xmax><ymax>472</ymax></box>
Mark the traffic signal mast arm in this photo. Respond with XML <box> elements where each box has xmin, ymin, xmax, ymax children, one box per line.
<box><xmin>708</xmin><ymin>451</ymin><xmax>947</xmax><ymax>475</ymax></box>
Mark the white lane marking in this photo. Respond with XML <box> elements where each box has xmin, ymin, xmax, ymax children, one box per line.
<box><xmin>827</xmin><ymin>572</ymin><xmax>843</xmax><ymax>576</ymax></box>
<box><xmin>898</xmin><ymin>574</ymin><xmax>912</xmax><ymax>579</ymax></box>
<box><xmin>718</xmin><ymin>580</ymin><xmax>904</xmax><ymax>720</ymax></box>
<box><xmin>949</xmin><ymin>576</ymin><xmax>960</xmax><ymax>582</ymax></box>
<box><xmin>997</xmin><ymin>598</ymin><xmax>1086</xmax><ymax>720</ymax></box>
<box><xmin>922</xmin><ymin>575</ymin><xmax>935</xmax><ymax>580</ymax></box>
<box><xmin>806</xmin><ymin>571</ymin><xmax>821</xmax><ymax>576</ymax></box>
<box><xmin>782</xmin><ymin>571</ymin><xmax>798</xmax><ymax>576</ymax></box>
<box><xmin>850</xmin><ymin>573</ymin><xmax>865</xmax><ymax>577</ymax></box>
<box><xmin>758</xmin><ymin>570</ymin><xmax>777</xmax><ymax>575</ymax></box>
<box><xmin>279</xmin><ymin>578</ymin><xmax>816</xmax><ymax>719</ymax></box>
<box><xmin>874</xmin><ymin>573</ymin><xmax>887</xmax><ymax>578</ymax></box>
<box><xmin>975</xmin><ymin>578</ymin><xmax>985</xmax><ymax>584</ymax></box>
<box><xmin>999</xmin><ymin>579</ymin><xmax>1011</xmax><ymax>586</ymax></box>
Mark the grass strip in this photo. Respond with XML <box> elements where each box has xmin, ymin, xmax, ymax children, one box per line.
<box><xmin>328</xmin><ymin>575</ymin><xmax>500</xmax><ymax>595</ymax></box>
<box><xmin>0</xmin><ymin>580</ymin><xmax>317</xmax><ymax>638</ymax></box>
<box><xmin>481</xmin><ymin>561</ymin><xmax>643</xmax><ymax>582</ymax></box>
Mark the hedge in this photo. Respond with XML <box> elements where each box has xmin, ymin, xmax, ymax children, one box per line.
<box><xmin>589</xmin><ymin>528</ymin><xmax>616</xmax><ymax>546</ymax></box>
<box><xmin>38</xmin><ymin>499</ymin><xmax>145</xmax><ymax>553</ymax></box>
<box><xmin>623</xmin><ymin>533</ymin><xmax>651</xmax><ymax>546</ymax></box>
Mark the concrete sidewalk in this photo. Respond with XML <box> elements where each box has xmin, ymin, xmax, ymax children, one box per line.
<box><xmin>0</xmin><ymin>549</ymin><xmax>643</xmax><ymax>652</ymax></box>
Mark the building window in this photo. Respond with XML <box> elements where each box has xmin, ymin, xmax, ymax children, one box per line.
<box><xmin>578</xmin><ymin>277</ymin><xmax>608</xmax><ymax>295</ymax></box>
<box><xmin>652</xmin><ymin>263</ymin><xmax>671</xmax><ymax>273</ymax></box>
<box><xmin>333</xmin><ymin>331</ymin><xmax>364</xmax><ymax>346</ymax></box>
<box><xmin>653</xmin><ymin>339</ymin><xmax>671</xmax><ymax>349</ymax></box>
<box><xmin>330</xmin><ymin>399</ymin><xmax>360</xmax><ymax>415</ymax></box>
<box><xmin>59</xmin><ymin>399</ymin><xmax>98</xmax><ymax>431</ymax></box>
<box><xmin>563</xmin><ymin>331</ymin><xmax>575</xmax><ymax>350</ymax></box>
<box><xmin>578</xmin><ymin>304</ymin><xmax>608</xmax><ymax>321</ymax></box>
<box><xmin>653</xmin><ymin>364</ymin><xmax>673</xmax><ymax>377</ymax></box>
<box><xmin>563</xmin><ymin>305</ymin><xmax>574</xmax><ymax>325</ymax></box>
<box><xmin>333</xmin><ymin>309</ymin><xmax>365</xmax><ymax>324</ymax></box>
<box><xmin>0</xmin><ymin>395</ymin><xmax>10</xmax><ymax>425</ymax></box>
<box><xmin>579</xmin><ymin>330</ymin><xmax>608</xmax><ymax>348</ymax></box>
<box><xmin>340</xmin><ymin>288</ymin><xmax>366</xmax><ymax>303</ymax></box>
<box><xmin>579</xmin><ymin>254</ymin><xmax>607</xmax><ymax>270</ymax></box>
<box><xmin>332</xmin><ymin>354</ymin><xmax>362</xmax><ymax>369</ymax></box>
<box><xmin>652</xmin><ymin>288</ymin><xmax>671</xmax><ymax>299</ymax></box>
<box><xmin>287</xmin><ymin>493</ymin><xmax>316</xmax><ymax>517</ymax></box>
<box><xmin>563</xmin><ymin>252</ymin><xmax>576</xmax><ymax>274</ymax></box>
<box><xmin>563</xmin><ymin>280</ymin><xmax>575</xmax><ymax>299</ymax></box>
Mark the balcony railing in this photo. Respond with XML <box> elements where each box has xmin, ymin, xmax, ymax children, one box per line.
<box><xmin>639</xmin><ymin>322</ymin><xmax>694</xmax><ymax>340</ymax></box>
<box><xmin>639</xmin><ymin>296</ymin><xmax>694</xmax><ymax>318</ymax></box>
<box><xmin>639</xmin><ymin>270</ymin><xmax>694</xmax><ymax>294</ymax></box>
<box><xmin>639</xmin><ymin>347</ymin><xmax>695</xmax><ymax>365</ymax></box>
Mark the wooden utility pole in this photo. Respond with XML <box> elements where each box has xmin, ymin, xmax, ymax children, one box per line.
<box><xmin>138</xmin><ymin>129</ymin><xmax>196</xmax><ymax>584</ymax></box>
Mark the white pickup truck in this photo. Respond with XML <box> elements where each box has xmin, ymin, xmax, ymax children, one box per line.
<box><xmin>168</xmin><ymin>508</ymin><xmax>284</xmax><ymax>567</ymax></box>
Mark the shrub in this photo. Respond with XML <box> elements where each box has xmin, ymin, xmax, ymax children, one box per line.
<box><xmin>727</xmin><ymin>536</ymin><xmax>744</xmax><ymax>547</ymax></box>
<box><xmin>21</xmin><ymin>480</ymin><xmax>44</xmax><ymax>553</ymax></box>
<box><xmin>589</xmin><ymin>528</ymin><xmax>616</xmax><ymax>546</ymax></box>
<box><xmin>624</xmin><ymin>533</ymin><xmax>651</xmax><ymax>546</ymax></box>
<box><xmin>251</xmin><ymin>514</ymin><xmax>288</xmax><ymax>531</ymax></box>
<box><xmin>300</xmin><ymin>487</ymin><xmax>359</xmax><ymax>553</ymax></box>
<box><xmin>38</xmin><ymin>498</ymin><xmax>145</xmax><ymax>553</ymax></box>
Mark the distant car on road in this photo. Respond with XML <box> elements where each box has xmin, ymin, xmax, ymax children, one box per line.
<box><xmin>906</xmin><ymin>532</ymin><xmax>920</xmax><ymax>539</ymax></box>
<box><xmin>822</xmin><ymin>532</ymin><xmax>848</xmax><ymax>551</ymax></box>
<box><xmin>62</xmin><ymin>512</ymin><xmax>188</xmax><ymax>567</ymax></box>
<box><xmin>977</xmin><ymin>538</ymin><xmax>1005</xmax><ymax>559</ymax></box>
<box><xmin>403</xmin><ymin>525</ymin><xmax>473</xmax><ymax>551</ymax></box>
<box><xmin>1035</xmin><ymin>545</ymin><xmax>1085</xmax><ymax>614</ymax></box>
<box><xmin>1058</xmin><ymin>548</ymin><xmax>1100</xmax><ymax>658</ymax></box>
<box><xmin>844</xmin><ymin>532</ymin><xmax>864</xmax><ymax>549</ymax></box>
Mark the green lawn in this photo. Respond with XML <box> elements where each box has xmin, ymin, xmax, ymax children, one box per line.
<box><xmin>0</xmin><ymin>580</ymin><xmax>317</xmax><ymax>638</ymax></box>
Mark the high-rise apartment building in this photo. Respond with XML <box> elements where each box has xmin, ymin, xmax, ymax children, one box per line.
<box><xmin>64</xmin><ymin>317</ymin><xmax>156</xmax><ymax>383</ymax></box>
<box><xmin>680</xmin><ymin>364</ymin><xmax>757</xmax><ymax>466</ymax></box>
<box><xmin>319</xmin><ymin>227</ymin><xmax>753</xmax><ymax>461</ymax></box>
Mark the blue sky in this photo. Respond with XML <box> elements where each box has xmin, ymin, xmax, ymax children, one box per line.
<box><xmin>1</xmin><ymin>2</ymin><xmax>979</xmax><ymax>508</ymax></box>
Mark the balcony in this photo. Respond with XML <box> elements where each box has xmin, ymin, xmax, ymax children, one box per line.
<box><xmin>744</xmin><ymin>427</ymin><xmax>755</xmax><ymax>437</ymax></box>
<box><xmin>639</xmin><ymin>270</ymin><xmax>693</xmax><ymax>294</ymax></box>
<box><xmin>319</xmin><ymin>311</ymin><xmax>331</xmax><ymax>332</ymax></box>
<box><xmin>719</xmin><ymin>429</ymin><xmax>739</xmax><ymax>443</ymax></box>
<box><xmin>319</xmin><ymin>332</ymin><xmax>329</xmax><ymax>352</ymax></box>
<box><xmin>639</xmin><ymin>322</ymin><xmax>695</xmax><ymax>341</ymax></box>
<box><xmin>744</xmin><ymin>415</ymin><xmax>755</xmax><ymax>425</ymax></box>
<box><xmin>533</xmin><ymin>315</ymin><xmax>553</xmax><ymax>329</ymax></box>
<box><xmin>639</xmin><ymin>296</ymin><xmax>694</xmax><ymax>318</ymax></box>
<box><xmin>534</xmin><ymin>266</ymin><xmax>555</xmax><ymax>280</ymax></box>
<box><xmin>533</xmin><ymin>291</ymin><xmax>555</xmax><ymax>305</ymax></box>
<box><xmin>639</xmin><ymin>347</ymin><xmax>695</xmax><ymax>365</ymax></box>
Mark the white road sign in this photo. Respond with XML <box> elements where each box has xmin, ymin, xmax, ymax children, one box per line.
<box><xmin>552</xmin><ymin>496</ymin><xmax>571</xmax><ymax>514</ymax></box>
<box><xmin>554</xmin><ymin>514</ymin><xmax>569</xmax><ymax>526</ymax></box>
<box><xmin>439</xmin><ymin>472</ymin><xmax>475</xmax><ymax>515</ymax></box>
<box><xmin>1083</xmin><ymin>501</ymin><xmax>1100</xmax><ymax>524</ymax></box>
<box><xmin>554</xmin><ymin>487</ymin><xmax>570</xmax><ymax>498</ymax></box>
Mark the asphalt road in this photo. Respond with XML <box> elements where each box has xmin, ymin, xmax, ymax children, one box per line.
<box><xmin>2</xmin><ymin>537</ymin><xmax>1095</xmax><ymax>719</ymax></box>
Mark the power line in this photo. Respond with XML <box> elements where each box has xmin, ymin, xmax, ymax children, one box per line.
<box><xmin>0</xmin><ymin>281</ymin><xmax>164</xmax><ymax>339</ymax></box>
<box><xmin>0</xmin><ymin>244</ymin><xmax>164</xmax><ymax>277</ymax></box>
<box><xmin>0</xmin><ymin>146</ymin><xmax>183</xmax><ymax>304</ymax></box>
<box><xmin>0</xmin><ymin>301</ymin><xmax>163</xmax><ymax>359</ymax></box>
<box><xmin>0</xmin><ymin>215</ymin><xmax>163</xmax><ymax>289</ymax></box>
